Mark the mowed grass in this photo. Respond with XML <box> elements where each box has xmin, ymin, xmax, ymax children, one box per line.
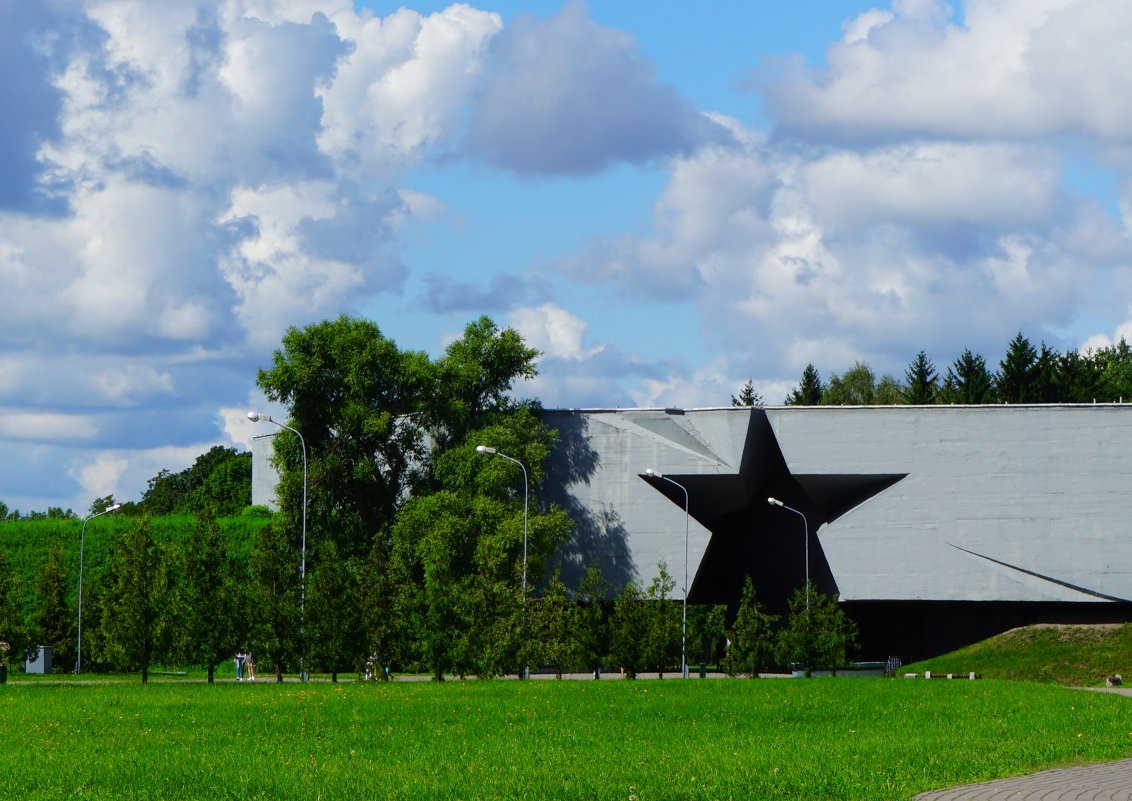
<box><xmin>0</xmin><ymin>679</ymin><xmax>1128</xmax><ymax>801</ymax></box>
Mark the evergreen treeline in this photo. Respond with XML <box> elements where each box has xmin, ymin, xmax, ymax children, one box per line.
<box><xmin>0</xmin><ymin>509</ymin><xmax>854</xmax><ymax>680</ymax></box>
<box><xmin>748</xmin><ymin>333</ymin><xmax>1132</xmax><ymax>407</ymax></box>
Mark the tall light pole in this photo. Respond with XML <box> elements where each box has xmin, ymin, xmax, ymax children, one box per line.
<box><xmin>249</xmin><ymin>412</ymin><xmax>308</xmax><ymax>677</ymax></box>
<box><xmin>645</xmin><ymin>469</ymin><xmax>690</xmax><ymax>678</ymax></box>
<box><xmin>76</xmin><ymin>503</ymin><xmax>121</xmax><ymax>674</ymax></box>
<box><xmin>475</xmin><ymin>445</ymin><xmax>529</xmax><ymax>679</ymax></box>
<box><xmin>767</xmin><ymin>497</ymin><xmax>809</xmax><ymax>613</ymax></box>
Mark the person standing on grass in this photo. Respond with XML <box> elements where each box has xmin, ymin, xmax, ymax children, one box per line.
<box><xmin>234</xmin><ymin>651</ymin><xmax>244</xmax><ymax>681</ymax></box>
<box><xmin>245</xmin><ymin>650</ymin><xmax>256</xmax><ymax>681</ymax></box>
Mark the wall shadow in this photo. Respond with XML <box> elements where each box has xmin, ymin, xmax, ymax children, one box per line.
<box><xmin>539</xmin><ymin>413</ymin><xmax>634</xmax><ymax>594</ymax></box>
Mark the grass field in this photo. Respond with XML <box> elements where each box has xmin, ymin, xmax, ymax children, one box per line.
<box><xmin>0</xmin><ymin>678</ymin><xmax>1128</xmax><ymax>801</ymax></box>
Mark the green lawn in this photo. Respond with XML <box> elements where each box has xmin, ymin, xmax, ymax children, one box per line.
<box><xmin>0</xmin><ymin>678</ymin><xmax>1127</xmax><ymax>800</ymax></box>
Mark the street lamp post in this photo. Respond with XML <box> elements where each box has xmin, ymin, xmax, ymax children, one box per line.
<box><xmin>76</xmin><ymin>503</ymin><xmax>121</xmax><ymax>674</ymax></box>
<box><xmin>475</xmin><ymin>445</ymin><xmax>529</xmax><ymax>679</ymax></box>
<box><xmin>767</xmin><ymin>497</ymin><xmax>809</xmax><ymax>613</ymax></box>
<box><xmin>645</xmin><ymin>469</ymin><xmax>690</xmax><ymax>678</ymax></box>
<box><xmin>249</xmin><ymin>412</ymin><xmax>308</xmax><ymax>677</ymax></box>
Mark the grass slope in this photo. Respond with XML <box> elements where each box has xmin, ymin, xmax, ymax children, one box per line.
<box><xmin>905</xmin><ymin>624</ymin><xmax>1132</xmax><ymax>686</ymax></box>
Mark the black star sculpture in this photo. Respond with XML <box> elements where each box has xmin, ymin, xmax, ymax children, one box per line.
<box><xmin>641</xmin><ymin>410</ymin><xmax>905</xmax><ymax>611</ymax></box>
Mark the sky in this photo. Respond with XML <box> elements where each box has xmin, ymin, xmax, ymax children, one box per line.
<box><xmin>3</xmin><ymin>0</ymin><xmax>1132</xmax><ymax>513</ymax></box>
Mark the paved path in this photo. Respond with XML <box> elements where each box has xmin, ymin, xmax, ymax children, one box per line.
<box><xmin>913</xmin><ymin>758</ymin><xmax>1132</xmax><ymax>800</ymax></box>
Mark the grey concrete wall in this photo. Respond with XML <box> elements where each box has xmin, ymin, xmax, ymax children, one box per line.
<box><xmin>251</xmin><ymin>432</ymin><xmax>279</xmax><ymax>510</ymax></box>
<box><xmin>541</xmin><ymin>405</ymin><xmax>1132</xmax><ymax>606</ymax></box>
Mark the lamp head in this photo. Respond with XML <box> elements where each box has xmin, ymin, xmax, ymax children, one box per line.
<box><xmin>767</xmin><ymin>497</ymin><xmax>783</xmax><ymax>507</ymax></box>
<box><xmin>645</xmin><ymin>468</ymin><xmax>661</xmax><ymax>478</ymax></box>
<box><xmin>247</xmin><ymin>411</ymin><xmax>260</xmax><ymax>422</ymax></box>
<box><xmin>475</xmin><ymin>445</ymin><xmax>496</xmax><ymax>454</ymax></box>
<box><xmin>107</xmin><ymin>504</ymin><xmax>121</xmax><ymax>513</ymax></box>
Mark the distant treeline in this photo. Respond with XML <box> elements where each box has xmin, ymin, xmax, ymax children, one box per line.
<box><xmin>733</xmin><ymin>333</ymin><xmax>1132</xmax><ymax>407</ymax></box>
<box><xmin>0</xmin><ymin>446</ymin><xmax>251</xmax><ymax>523</ymax></box>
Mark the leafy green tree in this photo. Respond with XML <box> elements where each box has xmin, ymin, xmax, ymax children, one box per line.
<box><xmin>248</xmin><ymin>520</ymin><xmax>301</xmax><ymax>681</ymax></box>
<box><xmin>426</xmin><ymin>315</ymin><xmax>541</xmax><ymax>452</ymax></box>
<box><xmin>776</xmin><ymin>583</ymin><xmax>858</xmax><ymax>676</ymax></box>
<box><xmin>723</xmin><ymin>577</ymin><xmax>777</xmax><ymax>677</ymax></box>
<box><xmin>89</xmin><ymin>496</ymin><xmax>117</xmax><ymax>516</ymax></box>
<box><xmin>874</xmin><ymin>374</ymin><xmax>905</xmax><ymax>405</ymax></box>
<box><xmin>140</xmin><ymin>469</ymin><xmax>186</xmax><ymax>515</ymax></box>
<box><xmin>529</xmin><ymin>570</ymin><xmax>578</xmax><ymax>678</ymax></box>
<box><xmin>903</xmin><ymin>351</ymin><xmax>939</xmax><ymax>404</ymax></box>
<box><xmin>139</xmin><ymin>447</ymin><xmax>251</xmax><ymax>516</ymax></box>
<box><xmin>257</xmin><ymin>315</ymin><xmax>433</xmax><ymax>562</ymax></box>
<box><xmin>174</xmin><ymin>517</ymin><xmax>242</xmax><ymax>683</ymax></box>
<box><xmin>731</xmin><ymin>380</ymin><xmax>764</xmax><ymax>407</ymax></box>
<box><xmin>610</xmin><ymin>580</ymin><xmax>646</xmax><ymax>679</ymax></box>
<box><xmin>99</xmin><ymin>518</ymin><xmax>174</xmax><ymax>683</ymax></box>
<box><xmin>643</xmin><ymin>562</ymin><xmax>679</xmax><ymax>678</ymax></box>
<box><xmin>576</xmin><ymin>564</ymin><xmax>611</xmax><ymax>676</ymax></box>
<box><xmin>0</xmin><ymin>551</ymin><xmax>28</xmax><ymax>670</ymax></box>
<box><xmin>1095</xmin><ymin>340</ymin><xmax>1132</xmax><ymax>402</ymax></box>
<box><xmin>389</xmin><ymin>421</ymin><xmax>572</xmax><ymax>680</ymax></box>
<box><xmin>996</xmin><ymin>332</ymin><xmax>1038</xmax><ymax>403</ymax></box>
<box><xmin>822</xmin><ymin>361</ymin><xmax>877</xmax><ymax>406</ymax></box>
<box><xmin>305</xmin><ymin>540</ymin><xmax>365</xmax><ymax>681</ymax></box>
<box><xmin>941</xmin><ymin>349</ymin><xmax>995</xmax><ymax>404</ymax></box>
<box><xmin>33</xmin><ymin>541</ymin><xmax>75</xmax><ymax>671</ymax></box>
<box><xmin>785</xmin><ymin>364</ymin><xmax>823</xmax><ymax>405</ymax></box>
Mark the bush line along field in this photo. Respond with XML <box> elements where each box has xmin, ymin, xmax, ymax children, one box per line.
<box><xmin>0</xmin><ymin>679</ymin><xmax>1128</xmax><ymax>801</ymax></box>
<box><xmin>0</xmin><ymin>513</ymin><xmax>268</xmax><ymax>618</ymax></box>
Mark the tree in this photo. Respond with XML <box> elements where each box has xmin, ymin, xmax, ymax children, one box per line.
<box><xmin>610</xmin><ymin>580</ymin><xmax>646</xmax><ymax>678</ymax></box>
<box><xmin>139</xmin><ymin>447</ymin><xmax>251</xmax><ymax>517</ymax></box>
<box><xmin>576</xmin><ymin>564</ymin><xmax>611</xmax><ymax>677</ymax></box>
<box><xmin>1095</xmin><ymin>339</ymin><xmax>1132</xmax><ymax>402</ymax></box>
<box><xmin>1032</xmin><ymin>343</ymin><xmax>1060</xmax><ymax>403</ymax></box>
<box><xmin>529</xmin><ymin>570</ymin><xmax>578</xmax><ymax>678</ymax></box>
<box><xmin>687</xmin><ymin>604</ymin><xmax>727</xmax><ymax>672</ymax></box>
<box><xmin>248</xmin><ymin>520</ymin><xmax>301</xmax><ymax>681</ymax></box>
<box><xmin>642</xmin><ymin>562</ymin><xmax>679</xmax><ymax>678</ymax></box>
<box><xmin>174</xmin><ymin>517</ymin><xmax>242</xmax><ymax>683</ymax></box>
<box><xmin>1057</xmin><ymin>348</ymin><xmax>1103</xmax><ymax>403</ymax></box>
<box><xmin>723</xmin><ymin>577</ymin><xmax>777</xmax><ymax>677</ymax></box>
<box><xmin>941</xmin><ymin>349</ymin><xmax>995</xmax><ymax>404</ymax></box>
<box><xmin>874</xmin><ymin>374</ymin><xmax>906</xmax><ymax>405</ymax></box>
<box><xmin>388</xmin><ymin>419</ymin><xmax>572</xmax><ymax>680</ymax></box>
<box><xmin>305</xmin><ymin>540</ymin><xmax>365</xmax><ymax>681</ymax></box>
<box><xmin>776</xmin><ymin>583</ymin><xmax>858</xmax><ymax>676</ymax></box>
<box><xmin>731</xmin><ymin>380</ymin><xmax>764</xmax><ymax>407</ymax></box>
<box><xmin>99</xmin><ymin>518</ymin><xmax>174</xmax><ymax>683</ymax></box>
<box><xmin>822</xmin><ymin>361</ymin><xmax>877</xmax><ymax>406</ymax></box>
<box><xmin>903</xmin><ymin>351</ymin><xmax>938</xmax><ymax>405</ymax></box>
<box><xmin>257</xmin><ymin>315</ymin><xmax>433</xmax><ymax>563</ymax></box>
<box><xmin>426</xmin><ymin>315</ymin><xmax>541</xmax><ymax>452</ymax></box>
<box><xmin>785</xmin><ymin>364</ymin><xmax>823</xmax><ymax>405</ymax></box>
<box><xmin>0</xmin><ymin>551</ymin><xmax>27</xmax><ymax>671</ymax></box>
<box><xmin>33</xmin><ymin>541</ymin><xmax>75</xmax><ymax>671</ymax></box>
<box><xmin>996</xmin><ymin>332</ymin><xmax>1038</xmax><ymax>403</ymax></box>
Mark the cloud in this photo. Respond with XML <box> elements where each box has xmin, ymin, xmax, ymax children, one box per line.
<box><xmin>509</xmin><ymin>303</ymin><xmax>603</xmax><ymax>362</ymax></box>
<box><xmin>463</xmin><ymin>1</ymin><xmax>730</xmax><ymax>174</ymax></box>
<box><xmin>556</xmin><ymin>125</ymin><xmax>1132</xmax><ymax>379</ymax></box>
<box><xmin>420</xmin><ymin>271</ymin><xmax>551</xmax><ymax>314</ymax></box>
<box><xmin>765</xmin><ymin>0</ymin><xmax>1132</xmax><ymax>144</ymax></box>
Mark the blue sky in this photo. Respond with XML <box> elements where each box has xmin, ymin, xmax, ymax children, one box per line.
<box><xmin>3</xmin><ymin>0</ymin><xmax>1132</xmax><ymax>513</ymax></box>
